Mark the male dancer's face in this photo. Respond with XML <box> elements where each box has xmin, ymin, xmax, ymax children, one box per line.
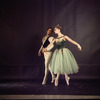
<box><xmin>46</xmin><ymin>28</ymin><xmax>52</xmax><ymax>36</ymax></box>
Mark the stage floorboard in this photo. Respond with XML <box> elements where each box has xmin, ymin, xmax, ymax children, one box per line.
<box><xmin>0</xmin><ymin>79</ymin><xmax>100</xmax><ymax>99</ymax></box>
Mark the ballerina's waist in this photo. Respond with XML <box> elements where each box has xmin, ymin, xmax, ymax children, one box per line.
<box><xmin>57</xmin><ymin>45</ymin><xmax>65</xmax><ymax>50</ymax></box>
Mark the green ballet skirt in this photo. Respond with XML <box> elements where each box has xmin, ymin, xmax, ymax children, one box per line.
<box><xmin>51</xmin><ymin>39</ymin><xmax>79</xmax><ymax>74</ymax></box>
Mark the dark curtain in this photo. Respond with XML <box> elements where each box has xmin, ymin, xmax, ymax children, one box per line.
<box><xmin>0</xmin><ymin>0</ymin><xmax>100</xmax><ymax>80</ymax></box>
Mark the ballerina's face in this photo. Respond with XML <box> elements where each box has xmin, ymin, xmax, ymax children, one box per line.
<box><xmin>54</xmin><ymin>28</ymin><xmax>60</xmax><ymax>34</ymax></box>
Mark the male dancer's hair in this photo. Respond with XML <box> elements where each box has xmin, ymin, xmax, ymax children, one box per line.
<box><xmin>47</xmin><ymin>27</ymin><xmax>53</xmax><ymax>35</ymax></box>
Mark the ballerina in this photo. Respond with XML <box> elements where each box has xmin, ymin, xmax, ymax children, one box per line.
<box><xmin>43</xmin><ymin>24</ymin><xmax>82</xmax><ymax>86</ymax></box>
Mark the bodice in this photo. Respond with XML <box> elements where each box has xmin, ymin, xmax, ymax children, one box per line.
<box><xmin>56</xmin><ymin>39</ymin><xmax>66</xmax><ymax>50</ymax></box>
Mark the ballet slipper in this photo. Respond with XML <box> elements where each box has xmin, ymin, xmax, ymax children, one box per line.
<box><xmin>51</xmin><ymin>76</ymin><xmax>55</xmax><ymax>83</ymax></box>
<box><xmin>55</xmin><ymin>78</ymin><xmax>58</xmax><ymax>86</ymax></box>
<box><xmin>65</xmin><ymin>77</ymin><xmax>70</xmax><ymax>86</ymax></box>
<box><xmin>42</xmin><ymin>77</ymin><xmax>47</xmax><ymax>85</ymax></box>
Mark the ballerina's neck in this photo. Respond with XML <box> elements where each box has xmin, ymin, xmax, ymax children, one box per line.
<box><xmin>57</xmin><ymin>32</ymin><xmax>63</xmax><ymax>37</ymax></box>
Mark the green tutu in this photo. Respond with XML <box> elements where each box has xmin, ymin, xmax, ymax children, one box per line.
<box><xmin>50</xmin><ymin>39</ymin><xmax>79</xmax><ymax>74</ymax></box>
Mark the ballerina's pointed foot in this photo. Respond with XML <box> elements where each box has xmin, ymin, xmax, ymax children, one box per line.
<box><xmin>55</xmin><ymin>78</ymin><xmax>58</xmax><ymax>86</ymax></box>
<box><xmin>65</xmin><ymin>77</ymin><xmax>70</xmax><ymax>86</ymax></box>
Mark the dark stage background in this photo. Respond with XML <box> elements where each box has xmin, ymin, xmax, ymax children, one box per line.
<box><xmin>0</xmin><ymin>0</ymin><xmax>100</xmax><ymax>80</ymax></box>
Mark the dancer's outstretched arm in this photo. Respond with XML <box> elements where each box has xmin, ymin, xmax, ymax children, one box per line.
<box><xmin>64</xmin><ymin>35</ymin><xmax>82</xmax><ymax>51</ymax></box>
<box><xmin>46</xmin><ymin>37</ymin><xmax>54</xmax><ymax>51</ymax></box>
<box><xmin>43</xmin><ymin>39</ymin><xmax>55</xmax><ymax>52</ymax></box>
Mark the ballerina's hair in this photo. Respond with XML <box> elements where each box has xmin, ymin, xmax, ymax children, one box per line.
<box><xmin>55</xmin><ymin>24</ymin><xmax>62</xmax><ymax>30</ymax></box>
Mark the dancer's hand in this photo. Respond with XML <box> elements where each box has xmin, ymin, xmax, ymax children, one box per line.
<box><xmin>38</xmin><ymin>52</ymin><xmax>41</xmax><ymax>56</ymax></box>
<box><xmin>77</xmin><ymin>44</ymin><xmax>82</xmax><ymax>51</ymax></box>
<box><xmin>43</xmin><ymin>48</ymin><xmax>47</xmax><ymax>52</ymax></box>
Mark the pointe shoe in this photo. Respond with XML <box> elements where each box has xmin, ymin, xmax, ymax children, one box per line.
<box><xmin>65</xmin><ymin>77</ymin><xmax>70</xmax><ymax>86</ymax></box>
<box><xmin>55</xmin><ymin>78</ymin><xmax>58</xmax><ymax>86</ymax></box>
<box><xmin>51</xmin><ymin>76</ymin><xmax>55</xmax><ymax>83</ymax></box>
<box><xmin>42</xmin><ymin>78</ymin><xmax>47</xmax><ymax>85</ymax></box>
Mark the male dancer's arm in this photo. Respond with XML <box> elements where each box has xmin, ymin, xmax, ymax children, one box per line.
<box><xmin>38</xmin><ymin>37</ymin><xmax>44</xmax><ymax>56</ymax></box>
<box><xmin>46</xmin><ymin>37</ymin><xmax>54</xmax><ymax>51</ymax></box>
<box><xmin>38</xmin><ymin>45</ymin><xmax>43</xmax><ymax>56</ymax></box>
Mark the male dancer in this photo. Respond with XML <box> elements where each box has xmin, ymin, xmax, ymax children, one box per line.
<box><xmin>38</xmin><ymin>28</ymin><xmax>55</xmax><ymax>85</ymax></box>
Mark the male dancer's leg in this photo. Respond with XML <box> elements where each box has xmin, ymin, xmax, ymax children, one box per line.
<box><xmin>42</xmin><ymin>52</ymin><xmax>54</xmax><ymax>84</ymax></box>
<box><xmin>42</xmin><ymin>52</ymin><xmax>50</xmax><ymax>85</ymax></box>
